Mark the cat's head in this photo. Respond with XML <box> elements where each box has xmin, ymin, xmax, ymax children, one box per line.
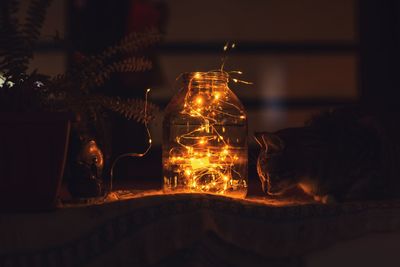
<box><xmin>255</xmin><ymin>128</ymin><xmax>311</xmax><ymax>196</ymax></box>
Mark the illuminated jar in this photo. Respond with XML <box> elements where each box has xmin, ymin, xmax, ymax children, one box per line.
<box><xmin>163</xmin><ymin>71</ymin><xmax>248</xmax><ymax>197</ymax></box>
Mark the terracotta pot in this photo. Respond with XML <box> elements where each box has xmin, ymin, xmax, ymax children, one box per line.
<box><xmin>0</xmin><ymin>113</ymin><xmax>72</xmax><ymax>211</ymax></box>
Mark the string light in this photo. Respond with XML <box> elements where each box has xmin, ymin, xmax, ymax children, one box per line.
<box><xmin>164</xmin><ymin>70</ymin><xmax>249</xmax><ymax>196</ymax></box>
<box><xmin>108</xmin><ymin>88</ymin><xmax>152</xmax><ymax>197</ymax></box>
<box><xmin>107</xmin><ymin>41</ymin><xmax>251</xmax><ymax>200</ymax></box>
<box><xmin>221</xmin><ymin>41</ymin><xmax>236</xmax><ymax>71</ymax></box>
<box><xmin>163</xmin><ymin>41</ymin><xmax>253</xmax><ymax>196</ymax></box>
<box><xmin>232</xmin><ymin>78</ymin><xmax>253</xmax><ymax>85</ymax></box>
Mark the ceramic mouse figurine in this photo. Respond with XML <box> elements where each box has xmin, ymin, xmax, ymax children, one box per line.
<box><xmin>68</xmin><ymin>139</ymin><xmax>105</xmax><ymax>198</ymax></box>
<box><xmin>255</xmin><ymin>108</ymin><xmax>400</xmax><ymax>203</ymax></box>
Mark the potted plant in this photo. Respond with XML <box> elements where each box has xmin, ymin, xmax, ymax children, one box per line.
<box><xmin>0</xmin><ymin>0</ymin><xmax>159</xmax><ymax>210</ymax></box>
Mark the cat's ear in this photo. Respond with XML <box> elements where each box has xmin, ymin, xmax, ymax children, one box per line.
<box><xmin>254</xmin><ymin>132</ymin><xmax>267</xmax><ymax>149</ymax></box>
<box><xmin>265</xmin><ymin>133</ymin><xmax>285</xmax><ymax>154</ymax></box>
<box><xmin>254</xmin><ymin>132</ymin><xmax>285</xmax><ymax>153</ymax></box>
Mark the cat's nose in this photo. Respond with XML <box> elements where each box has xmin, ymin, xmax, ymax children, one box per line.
<box><xmin>266</xmin><ymin>184</ymin><xmax>288</xmax><ymax>196</ymax></box>
<box><xmin>266</xmin><ymin>186</ymin><xmax>282</xmax><ymax>195</ymax></box>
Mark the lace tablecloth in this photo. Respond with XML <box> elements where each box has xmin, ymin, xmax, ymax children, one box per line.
<box><xmin>1</xmin><ymin>192</ymin><xmax>400</xmax><ymax>267</ymax></box>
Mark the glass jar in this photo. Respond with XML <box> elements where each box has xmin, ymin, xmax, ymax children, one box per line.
<box><xmin>163</xmin><ymin>71</ymin><xmax>248</xmax><ymax>197</ymax></box>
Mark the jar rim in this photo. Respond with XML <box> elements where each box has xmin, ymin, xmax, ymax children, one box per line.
<box><xmin>182</xmin><ymin>70</ymin><xmax>229</xmax><ymax>83</ymax></box>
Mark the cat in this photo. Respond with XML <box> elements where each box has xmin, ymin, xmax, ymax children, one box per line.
<box><xmin>255</xmin><ymin>108</ymin><xmax>400</xmax><ymax>203</ymax></box>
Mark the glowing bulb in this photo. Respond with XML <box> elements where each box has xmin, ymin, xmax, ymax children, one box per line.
<box><xmin>190</xmin><ymin>157</ymin><xmax>210</xmax><ymax>170</ymax></box>
<box><xmin>185</xmin><ymin>169</ymin><xmax>192</xmax><ymax>176</ymax></box>
<box><xmin>196</xmin><ymin>96</ymin><xmax>203</xmax><ymax>105</ymax></box>
<box><xmin>214</xmin><ymin>92</ymin><xmax>220</xmax><ymax>100</ymax></box>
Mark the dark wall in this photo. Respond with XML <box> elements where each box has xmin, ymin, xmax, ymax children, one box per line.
<box><xmin>359</xmin><ymin>0</ymin><xmax>400</xmax><ymax>108</ymax></box>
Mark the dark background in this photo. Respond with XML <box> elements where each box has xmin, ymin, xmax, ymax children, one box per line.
<box><xmin>25</xmin><ymin>0</ymin><xmax>400</xmax><ymax>192</ymax></box>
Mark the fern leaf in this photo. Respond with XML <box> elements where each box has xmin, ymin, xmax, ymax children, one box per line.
<box><xmin>96</xmin><ymin>96</ymin><xmax>159</xmax><ymax>123</ymax></box>
<box><xmin>0</xmin><ymin>0</ymin><xmax>28</xmax><ymax>76</ymax></box>
<box><xmin>100</xmin><ymin>28</ymin><xmax>161</xmax><ymax>59</ymax></box>
<box><xmin>86</xmin><ymin>57</ymin><xmax>152</xmax><ymax>88</ymax></box>
<box><xmin>77</xmin><ymin>28</ymin><xmax>160</xmax><ymax>74</ymax></box>
<box><xmin>23</xmin><ymin>0</ymin><xmax>53</xmax><ymax>46</ymax></box>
